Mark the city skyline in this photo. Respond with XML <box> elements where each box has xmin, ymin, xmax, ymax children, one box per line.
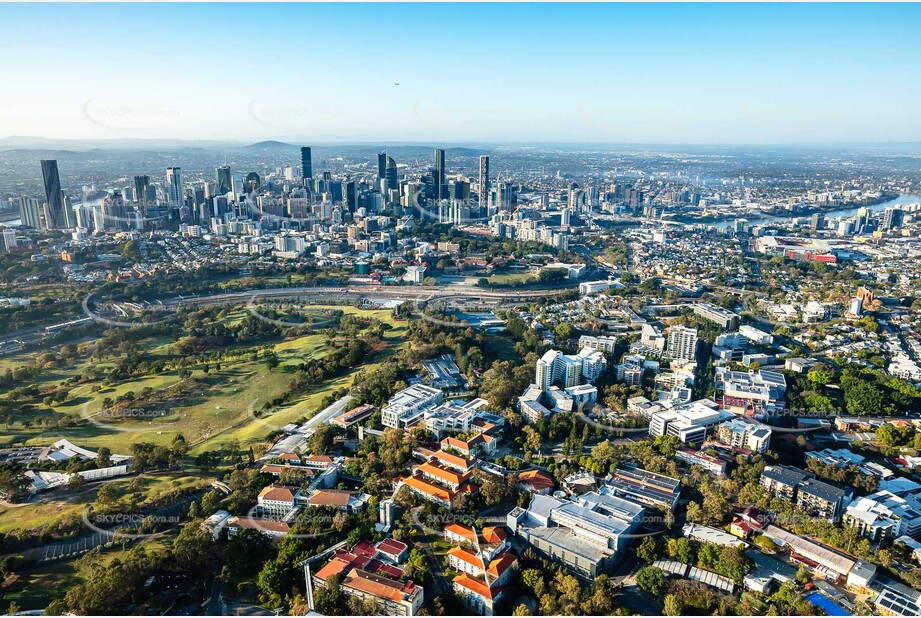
<box><xmin>1</xmin><ymin>3</ymin><xmax>920</xmax><ymax>145</ymax></box>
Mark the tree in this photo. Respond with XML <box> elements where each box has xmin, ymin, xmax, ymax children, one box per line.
<box><xmin>171</xmin><ymin>522</ymin><xmax>214</xmax><ymax>570</ymax></box>
<box><xmin>95</xmin><ymin>446</ymin><xmax>112</xmax><ymax>468</ymax></box>
<box><xmin>521</xmin><ymin>568</ymin><xmax>544</xmax><ymax>596</ymax></box>
<box><xmin>555</xmin><ymin>322</ymin><xmax>573</xmax><ymax>341</ymax></box>
<box><xmin>666</xmin><ymin>537</ymin><xmax>693</xmax><ymax>563</ymax></box>
<box><xmin>512</xmin><ymin>604</ymin><xmax>531</xmax><ymax>616</ymax></box>
<box><xmin>407</xmin><ymin>548</ymin><xmax>430</xmax><ymax>583</ymax></box>
<box><xmin>636</xmin><ymin>535</ymin><xmax>659</xmax><ymax>563</ymax></box>
<box><xmin>591</xmin><ymin>440</ymin><xmax>617</xmax><ymax>468</ymax></box>
<box><xmin>753</xmin><ymin>535</ymin><xmax>778</xmax><ymax>553</ymax></box>
<box><xmin>200</xmin><ymin>490</ymin><xmax>221</xmax><ymax>514</ymax></box>
<box><xmin>796</xmin><ymin>563</ymin><xmax>811</xmax><ymax>585</ymax></box>
<box><xmin>481</xmin><ymin>476</ymin><xmax>507</xmax><ymax>506</ymax></box>
<box><xmin>663</xmin><ymin>594</ymin><xmax>683</xmax><ymax>616</ymax></box>
<box><xmin>635</xmin><ymin>566</ymin><xmax>665</xmax><ymax>596</ymax></box>
<box><xmin>806</xmin><ymin>364</ymin><xmax>835</xmax><ymax>388</ymax></box>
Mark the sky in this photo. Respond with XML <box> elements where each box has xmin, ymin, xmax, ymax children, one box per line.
<box><xmin>0</xmin><ymin>2</ymin><xmax>919</xmax><ymax>145</ymax></box>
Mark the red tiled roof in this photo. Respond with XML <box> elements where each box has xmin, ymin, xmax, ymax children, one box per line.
<box><xmin>401</xmin><ymin>475</ymin><xmax>454</xmax><ymax>502</ymax></box>
<box><xmin>377</xmin><ymin>538</ymin><xmax>408</xmax><ymax>557</ymax></box>
<box><xmin>454</xmin><ymin>574</ymin><xmax>497</xmax><ymax>600</ymax></box>
<box><xmin>226</xmin><ymin>517</ymin><xmax>290</xmax><ymax>534</ymax></box>
<box><xmin>433</xmin><ymin>449</ymin><xmax>473</xmax><ymax>470</ymax></box>
<box><xmin>487</xmin><ymin>552</ymin><xmax>517</xmax><ymax>577</ymax></box>
<box><xmin>518</xmin><ymin>469</ymin><xmax>555</xmax><ymax>491</ymax></box>
<box><xmin>419</xmin><ymin>462</ymin><xmax>468</xmax><ymax>486</ymax></box>
<box><xmin>448</xmin><ymin>546</ymin><xmax>485</xmax><ymax>570</ymax></box>
<box><xmin>258</xmin><ymin>485</ymin><xmax>296</xmax><ymax>503</ymax></box>
<box><xmin>445</xmin><ymin>523</ymin><xmax>477</xmax><ymax>543</ymax></box>
<box><xmin>307</xmin><ymin>489</ymin><xmax>352</xmax><ymax>507</ymax></box>
<box><xmin>481</xmin><ymin>526</ymin><xmax>506</xmax><ymax>544</ymax></box>
<box><xmin>315</xmin><ymin>556</ymin><xmax>353</xmax><ymax>581</ymax></box>
<box><xmin>344</xmin><ymin>569</ymin><xmax>409</xmax><ymax>604</ymax></box>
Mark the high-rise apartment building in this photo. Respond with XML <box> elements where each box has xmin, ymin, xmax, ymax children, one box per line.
<box><xmin>133</xmin><ymin>175</ymin><xmax>150</xmax><ymax>213</ymax></box>
<box><xmin>17</xmin><ymin>196</ymin><xmax>42</xmax><ymax>229</ymax></box>
<box><xmin>666</xmin><ymin>325</ymin><xmax>699</xmax><ymax>362</ymax></box>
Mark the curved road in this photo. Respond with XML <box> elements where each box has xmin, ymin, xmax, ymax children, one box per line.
<box><xmin>5</xmin><ymin>491</ymin><xmax>202</xmax><ymax>563</ymax></box>
<box><xmin>2</xmin><ymin>281</ymin><xmax>580</xmax><ymax>346</ymax></box>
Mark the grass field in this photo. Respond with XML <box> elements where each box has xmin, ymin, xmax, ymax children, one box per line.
<box><xmin>2</xmin><ymin>304</ymin><xmax>407</xmax><ymax>457</ymax></box>
<box><xmin>0</xmin><ymin>471</ymin><xmax>207</xmax><ymax>535</ymax></box>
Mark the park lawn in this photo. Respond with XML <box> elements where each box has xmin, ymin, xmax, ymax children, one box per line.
<box><xmin>485</xmin><ymin>272</ymin><xmax>537</xmax><ymax>284</ymax></box>
<box><xmin>0</xmin><ymin>495</ymin><xmax>92</xmax><ymax>535</ymax></box>
<box><xmin>486</xmin><ymin>334</ymin><xmax>520</xmax><ymax>361</ymax></box>
<box><xmin>189</xmin><ymin>318</ymin><xmax>409</xmax><ymax>454</ymax></box>
<box><xmin>7</xmin><ymin>357</ymin><xmax>294</xmax><ymax>452</ymax></box>
<box><xmin>0</xmin><ymin>471</ymin><xmax>206</xmax><ymax>537</ymax></box>
<box><xmin>3</xmin><ymin>302</ymin><xmax>407</xmax><ymax>453</ymax></box>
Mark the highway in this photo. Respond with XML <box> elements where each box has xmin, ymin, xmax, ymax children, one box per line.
<box><xmin>161</xmin><ymin>282</ymin><xmax>579</xmax><ymax>307</ymax></box>
<box><xmin>1</xmin><ymin>281</ymin><xmax>579</xmax><ymax>347</ymax></box>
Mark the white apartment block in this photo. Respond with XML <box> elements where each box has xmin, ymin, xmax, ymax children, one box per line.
<box><xmin>648</xmin><ymin>399</ymin><xmax>729</xmax><ymax>445</ymax></box>
<box><xmin>715</xmin><ymin>418</ymin><xmax>772</xmax><ymax>453</ymax></box>
<box><xmin>666</xmin><ymin>326</ymin><xmax>699</xmax><ymax>362</ymax></box>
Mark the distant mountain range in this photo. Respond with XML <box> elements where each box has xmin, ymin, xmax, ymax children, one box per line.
<box><xmin>2</xmin><ymin>135</ymin><xmax>919</xmax><ymax>155</ymax></box>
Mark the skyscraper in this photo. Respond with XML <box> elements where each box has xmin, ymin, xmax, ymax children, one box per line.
<box><xmin>434</xmin><ymin>148</ymin><xmax>446</xmax><ymax>201</ymax></box>
<box><xmin>301</xmin><ymin>146</ymin><xmax>313</xmax><ymax>181</ymax></box>
<box><xmin>883</xmin><ymin>207</ymin><xmax>903</xmax><ymax>231</ymax></box>
<box><xmin>40</xmin><ymin>160</ymin><xmax>67</xmax><ymax>229</ymax></box>
<box><xmin>166</xmin><ymin>167</ymin><xmax>183</xmax><ymax>209</ymax></box>
<box><xmin>133</xmin><ymin>175</ymin><xmax>150</xmax><ymax>213</ymax></box>
<box><xmin>385</xmin><ymin>155</ymin><xmax>398</xmax><ymax>190</ymax></box>
<box><xmin>17</xmin><ymin>196</ymin><xmax>42</xmax><ymax>229</ymax></box>
<box><xmin>344</xmin><ymin>180</ymin><xmax>357</xmax><ymax>212</ymax></box>
<box><xmin>478</xmin><ymin>155</ymin><xmax>490</xmax><ymax>208</ymax></box>
<box><xmin>377</xmin><ymin>152</ymin><xmax>387</xmax><ymax>179</ymax></box>
<box><xmin>216</xmin><ymin>166</ymin><xmax>231</xmax><ymax>195</ymax></box>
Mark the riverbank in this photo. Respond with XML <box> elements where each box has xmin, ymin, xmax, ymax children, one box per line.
<box><xmin>668</xmin><ymin>191</ymin><xmax>914</xmax><ymax>227</ymax></box>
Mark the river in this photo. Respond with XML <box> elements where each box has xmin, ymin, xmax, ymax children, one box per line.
<box><xmin>709</xmin><ymin>193</ymin><xmax>921</xmax><ymax>230</ymax></box>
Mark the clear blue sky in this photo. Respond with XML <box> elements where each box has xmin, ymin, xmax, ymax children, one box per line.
<box><xmin>1</xmin><ymin>3</ymin><xmax>919</xmax><ymax>144</ymax></box>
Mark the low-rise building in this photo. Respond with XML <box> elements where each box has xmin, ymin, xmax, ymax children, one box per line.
<box><xmin>648</xmin><ymin>399</ymin><xmax>729</xmax><ymax>444</ymax></box>
<box><xmin>507</xmin><ymin>491</ymin><xmax>645</xmax><ymax>579</ymax></box>
<box><xmin>715</xmin><ymin>367</ymin><xmax>787</xmax><ymax>416</ymax></box>
<box><xmin>760</xmin><ymin>465</ymin><xmax>853</xmax><ymax>519</ymax></box>
<box><xmin>676</xmin><ymin>448</ymin><xmax>726</xmax><ymax>476</ymax></box>
<box><xmin>715</xmin><ymin>418</ymin><xmax>772</xmax><ymax>453</ymax></box>
<box><xmin>602</xmin><ymin>466</ymin><xmax>681</xmax><ymax>510</ymax></box>
<box><xmin>382</xmin><ymin>384</ymin><xmax>444</xmax><ymax>429</ymax></box>
<box><xmin>844</xmin><ymin>491</ymin><xmax>921</xmax><ymax>541</ymax></box>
